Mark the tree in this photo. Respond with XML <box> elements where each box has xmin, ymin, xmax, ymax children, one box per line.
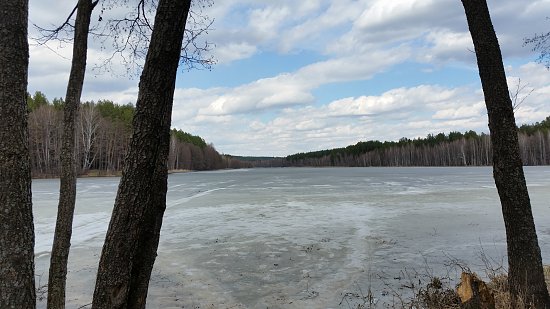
<box><xmin>79</xmin><ymin>102</ymin><xmax>101</xmax><ymax>171</ymax></box>
<box><xmin>461</xmin><ymin>0</ymin><xmax>550</xmax><ymax>307</ymax></box>
<box><xmin>33</xmin><ymin>3</ymin><xmax>213</xmax><ymax>302</ymax></box>
<box><xmin>28</xmin><ymin>90</ymin><xmax>50</xmax><ymax>111</ymax></box>
<box><xmin>28</xmin><ymin>103</ymin><xmax>61</xmax><ymax>175</ymax></box>
<box><xmin>524</xmin><ymin>26</ymin><xmax>550</xmax><ymax>69</ymax></box>
<box><xmin>93</xmin><ymin>0</ymin><xmax>214</xmax><ymax>76</ymax></box>
<box><xmin>47</xmin><ymin>1</ymin><xmax>98</xmax><ymax>307</ymax></box>
<box><xmin>0</xmin><ymin>0</ymin><xmax>36</xmax><ymax>308</ymax></box>
<box><xmin>92</xmin><ymin>0</ymin><xmax>192</xmax><ymax>307</ymax></box>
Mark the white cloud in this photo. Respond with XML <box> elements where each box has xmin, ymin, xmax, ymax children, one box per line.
<box><xmin>186</xmin><ymin>71</ymin><xmax>550</xmax><ymax>156</ymax></box>
<box><xmin>195</xmin><ymin>47</ymin><xmax>408</xmax><ymax>116</ymax></box>
<box><xmin>432</xmin><ymin>102</ymin><xmax>485</xmax><ymax>120</ymax></box>
<box><xmin>419</xmin><ymin>30</ymin><xmax>475</xmax><ymax>64</ymax></box>
<box><xmin>28</xmin><ymin>43</ymin><xmax>71</xmax><ymax>97</ymax></box>
<box><xmin>26</xmin><ymin>0</ymin><xmax>550</xmax><ymax>156</ymax></box>
<box><xmin>328</xmin><ymin>85</ymin><xmax>459</xmax><ymax>117</ymax></box>
<box><xmin>214</xmin><ymin>42</ymin><xmax>257</xmax><ymax>64</ymax></box>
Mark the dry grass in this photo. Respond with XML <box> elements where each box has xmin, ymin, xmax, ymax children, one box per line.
<box><xmin>411</xmin><ymin>265</ymin><xmax>550</xmax><ymax>309</ymax></box>
<box><xmin>80</xmin><ymin>169</ymin><xmax>122</xmax><ymax>177</ymax></box>
<box><xmin>414</xmin><ymin>276</ymin><xmax>461</xmax><ymax>309</ymax></box>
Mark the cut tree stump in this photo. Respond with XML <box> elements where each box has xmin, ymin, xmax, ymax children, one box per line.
<box><xmin>457</xmin><ymin>272</ymin><xmax>495</xmax><ymax>309</ymax></box>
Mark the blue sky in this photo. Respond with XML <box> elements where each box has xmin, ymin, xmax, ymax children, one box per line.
<box><xmin>28</xmin><ymin>0</ymin><xmax>550</xmax><ymax>156</ymax></box>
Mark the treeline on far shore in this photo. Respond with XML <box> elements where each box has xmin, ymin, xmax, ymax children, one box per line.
<box><xmin>27</xmin><ymin>91</ymin><xmax>250</xmax><ymax>178</ymax></box>
<box><xmin>283</xmin><ymin>116</ymin><xmax>550</xmax><ymax>167</ymax></box>
<box><xmin>28</xmin><ymin>90</ymin><xmax>550</xmax><ymax>174</ymax></box>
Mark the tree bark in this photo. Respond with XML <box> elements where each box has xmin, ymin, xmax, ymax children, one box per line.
<box><xmin>92</xmin><ymin>0</ymin><xmax>191</xmax><ymax>308</ymax></box>
<box><xmin>47</xmin><ymin>1</ymin><xmax>96</xmax><ymax>308</ymax></box>
<box><xmin>0</xmin><ymin>0</ymin><xmax>36</xmax><ymax>308</ymax></box>
<box><xmin>461</xmin><ymin>0</ymin><xmax>550</xmax><ymax>307</ymax></box>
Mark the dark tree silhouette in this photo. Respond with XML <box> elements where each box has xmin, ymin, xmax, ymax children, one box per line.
<box><xmin>46</xmin><ymin>1</ymin><xmax>98</xmax><ymax>307</ymax></box>
<box><xmin>92</xmin><ymin>0</ymin><xmax>193</xmax><ymax>307</ymax></box>
<box><xmin>0</xmin><ymin>0</ymin><xmax>36</xmax><ymax>307</ymax></box>
<box><xmin>461</xmin><ymin>0</ymin><xmax>550</xmax><ymax>307</ymax></box>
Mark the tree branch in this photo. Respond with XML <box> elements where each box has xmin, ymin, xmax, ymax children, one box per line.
<box><xmin>32</xmin><ymin>2</ymin><xmax>79</xmax><ymax>45</ymax></box>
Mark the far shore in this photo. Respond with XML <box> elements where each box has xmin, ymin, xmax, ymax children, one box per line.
<box><xmin>32</xmin><ymin>169</ymin><xmax>192</xmax><ymax>180</ymax></box>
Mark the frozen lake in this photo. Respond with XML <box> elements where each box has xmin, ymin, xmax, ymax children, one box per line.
<box><xmin>33</xmin><ymin>167</ymin><xmax>550</xmax><ymax>308</ymax></box>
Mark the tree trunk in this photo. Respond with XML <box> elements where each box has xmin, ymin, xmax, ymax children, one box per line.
<box><xmin>92</xmin><ymin>0</ymin><xmax>191</xmax><ymax>308</ymax></box>
<box><xmin>47</xmin><ymin>1</ymin><xmax>96</xmax><ymax>308</ymax></box>
<box><xmin>461</xmin><ymin>1</ymin><xmax>550</xmax><ymax>307</ymax></box>
<box><xmin>80</xmin><ymin>102</ymin><xmax>100</xmax><ymax>171</ymax></box>
<box><xmin>0</xmin><ymin>0</ymin><xmax>36</xmax><ymax>308</ymax></box>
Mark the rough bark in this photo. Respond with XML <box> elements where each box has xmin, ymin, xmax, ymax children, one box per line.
<box><xmin>92</xmin><ymin>0</ymin><xmax>191</xmax><ymax>308</ymax></box>
<box><xmin>461</xmin><ymin>0</ymin><xmax>550</xmax><ymax>308</ymax></box>
<box><xmin>0</xmin><ymin>0</ymin><xmax>36</xmax><ymax>308</ymax></box>
<box><xmin>47</xmin><ymin>0</ymin><xmax>96</xmax><ymax>308</ymax></box>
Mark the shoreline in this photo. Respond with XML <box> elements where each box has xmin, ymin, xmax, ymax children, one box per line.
<box><xmin>31</xmin><ymin>165</ymin><xmax>548</xmax><ymax>180</ymax></box>
<box><xmin>32</xmin><ymin>169</ymin><xmax>193</xmax><ymax>180</ymax></box>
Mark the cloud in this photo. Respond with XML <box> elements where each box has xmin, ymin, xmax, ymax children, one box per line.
<box><xmin>505</xmin><ymin>62</ymin><xmax>550</xmax><ymax>125</ymax></box>
<box><xmin>214</xmin><ymin>42</ymin><xmax>258</xmax><ymax>64</ymax></box>
<box><xmin>196</xmin><ymin>47</ymin><xmax>408</xmax><ymax>116</ymax></box>
<box><xmin>328</xmin><ymin>85</ymin><xmax>460</xmax><ymax>117</ymax></box>
<box><xmin>277</xmin><ymin>0</ymin><xmax>365</xmax><ymax>53</ymax></box>
<box><xmin>26</xmin><ymin>0</ymin><xmax>550</xmax><ymax>157</ymax></box>
<box><xmin>418</xmin><ymin>30</ymin><xmax>475</xmax><ymax>64</ymax></box>
<box><xmin>354</xmin><ymin>0</ymin><xmax>462</xmax><ymax>33</ymax></box>
<box><xmin>186</xmin><ymin>69</ymin><xmax>550</xmax><ymax>157</ymax></box>
<box><xmin>196</xmin><ymin>74</ymin><xmax>315</xmax><ymax>115</ymax></box>
<box><xmin>28</xmin><ymin>43</ymin><xmax>72</xmax><ymax>98</ymax></box>
<box><xmin>181</xmin><ymin>84</ymin><xmax>486</xmax><ymax>156</ymax></box>
<box><xmin>432</xmin><ymin>102</ymin><xmax>485</xmax><ymax>120</ymax></box>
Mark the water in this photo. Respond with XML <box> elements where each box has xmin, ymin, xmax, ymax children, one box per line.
<box><xmin>33</xmin><ymin>167</ymin><xmax>550</xmax><ymax>308</ymax></box>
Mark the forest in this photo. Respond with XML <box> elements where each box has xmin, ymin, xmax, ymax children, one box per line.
<box><xmin>29</xmin><ymin>88</ymin><xmax>550</xmax><ymax>173</ymax></box>
<box><xmin>27</xmin><ymin>91</ymin><xmax>248</xmax><ymax>177</ymax></box>
<box><xmin>285</xmin><ymin>116</ymin><xmax>550</xmax><ymax>167</ymax></box>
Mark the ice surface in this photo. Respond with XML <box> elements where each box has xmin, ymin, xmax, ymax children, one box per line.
<box><xmin>33</xmin><ymin>167</ymin><xmax>550</xmax><ymax>308</ymax></box>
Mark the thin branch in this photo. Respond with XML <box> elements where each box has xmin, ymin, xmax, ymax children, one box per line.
<box><xmin>33</xmin><ymin>0</ymin><xmax>217</xmax><ymax>77</ymax></box>
<box><xmin>32</xmin><ymin>2</ymin><xmax>79</xmax><ymax>45</ymax></box>
<box><xmin>510</xmin><ymin>78</ymin><xmax>535</xmax><ymax>111</ymax></box>
<box><xmin>524</xmin><ymin>20</ymin><xmax>550</xmax><ymax>69</ymax></box>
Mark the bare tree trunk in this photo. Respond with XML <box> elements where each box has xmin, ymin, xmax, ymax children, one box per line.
<box><xmin>92</xmin><ymin>0</ymin><xmax>191</xmax><ymax>308</ymax></box>
<box><xmin>80</xmin><ymin>102</ymin><xmax>100</xmax><ymax>171</ymax></box>
<box><xmin>0</xmin><ymin>0</ymin><xmax>35</xmax><ymax>308</ymax></box>
<box><xmin>47</xmin><ymin>1</ymin><xmax>96</xmax><ymax>307</ymax></box>
<box><xmin>461</xmin><ymin>0</ymin><xmax>550</xmax><ymax>307</ymax></box>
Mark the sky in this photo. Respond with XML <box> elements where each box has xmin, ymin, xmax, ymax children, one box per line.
<box><xmin>27</xmin><ymin>0</ymin><xmax>550</xmax><ymax>156</ymax></box>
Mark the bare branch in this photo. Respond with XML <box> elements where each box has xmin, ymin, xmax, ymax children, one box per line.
<box><xmin>92</xmin><ymin>0</ymin><xmax>216</xmax><ymax>76</ymax></box>
<box><xmin>32</xmin><ymin>2</ymin><xmax>79</xmax><ymax>45</ymax></box>
<box><xmin>524</xmin><ymin>20</ymin><xmax>550</xmax><ymax>69</ymax></box>
<box><xmin>510</xmin><ymin>78</ymin><xmax>535</xmax><ymax>111</ymax></box>
<box><xmin>32</xmin><ymin>0</ymin><xmax>217</xmax><ymax>77</ymax></box>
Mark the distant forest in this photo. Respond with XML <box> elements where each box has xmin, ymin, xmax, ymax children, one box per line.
<box><xmin>28</xmin><ymin>91</ymin><xmax>550</xmax><ymax>174</ymax></box>
<box><xmin>27</xmin><ymin>91</ymin><xmax>248</xmax><ymax>177</ymax></box>
<box><xmin>284</xmin><ymin>116</ymin><xmax>550</xmax><ymax>167</ymax></box>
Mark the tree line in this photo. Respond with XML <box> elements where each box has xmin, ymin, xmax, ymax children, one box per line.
<box><xmin>27</xmin><ymin>91</ymin><xmax>248</xmax><ymax>177</ymax></box>
<box><xmin>285</xmin><ymin>116</ymin><xmax>550</xmax><ymax>167</ymax></box>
